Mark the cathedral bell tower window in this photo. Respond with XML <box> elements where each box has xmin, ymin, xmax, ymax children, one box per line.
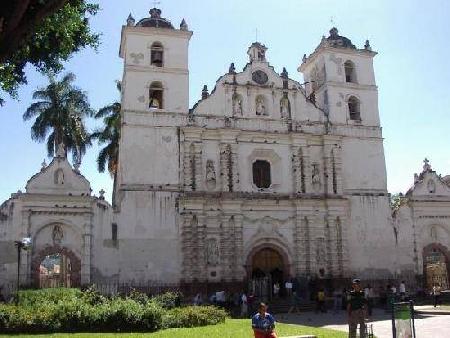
<box><xmin>151</xmin><ymin>42</ymin><xmax>164</xmax><ymax>67</ymax></box>
<box><xmin>149</xmin><ymin>81</ymin><xmax>163</xmax><ymax>109</ymax></box>
<box><xmin>253</xmin><ymin>160</ymin><xmax>271</xmax><ymax>189</ymax></box>
<box><xmin>344</xmin><ymin>60</ymin><xmax>356</xmax><ymax>83</ymax></box>
<box><xmin>348</xmin><ymin>96</ymin><xmax>360</xmax><ymax>120</ymax></box>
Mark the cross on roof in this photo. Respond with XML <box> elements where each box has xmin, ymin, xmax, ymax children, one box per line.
<box><xmin>152</xmin><ymin>0</ymin><xmax>161</xmax><ymax>7</ymax></box>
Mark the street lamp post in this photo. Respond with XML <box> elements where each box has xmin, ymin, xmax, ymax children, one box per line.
<box><xmin>14</xmin><ymin>237</ymin><xmax>31</xmax><ymax>304</ymax></box>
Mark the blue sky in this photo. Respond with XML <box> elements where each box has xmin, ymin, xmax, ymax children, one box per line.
<box><xmin>1</xmin><ymin>0</ymin><xmax>449</xmax><ymax>203</ymax></box>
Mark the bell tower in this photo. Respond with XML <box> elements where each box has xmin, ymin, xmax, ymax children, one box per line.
<box><xmin>113</xmin><ymin>8</ymin><xmax>192</xmax><ymax>283</ymax></box>
<box><xmin>119</xmin><ymin>8</ymin><xmax>192</xmax><ymax>113</ymax></box>
<box><xmin>299</xmin><ymin>27</ymin><xmax>378</xmax><ymax>127</ymax></box>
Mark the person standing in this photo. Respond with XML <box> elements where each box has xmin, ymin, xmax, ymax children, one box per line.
<box><xmin>333</xmin><ymin>288</ymin><xmax>343</xmax><ymax>314</ymax></box>
<box><xmin>241</xmin><ymin>292</ymin><xmax>248</xmax><ymax>318</ymax></box>
<box><xmin>433</xmin><ymin>284</ymin><xmax>441</xmax><ymax>307</ymax></box>
<box><xmin>285</xmin><ymin>279</ymin><xmax>293</xmax><ymax>297</ymax></box>
<box><xmin>368</xmin><ymin>285</ymin><xmax>375</xmax><ymax>316</ymax></box>
<box><xmin>288</xmin><ymin>291</ymin><xmax>302</xmax><ymax>314</ymax></box>
<box><xmin>273</xmin><ymin>283</ymin><xmax>280</xmax><ymax>298</ymax></box>
<box><xmin>317</xmin><ymin>288</ymin><xmax>326</xmax><ymax>313</ymax></box>
<box><xmin>252</xmin><ymin>303</ymin><xmax>278</xmax><ymax>338</ymax></box>
<box><xmin>399</xmin><ymin>281</ymin><xmax>406</xmax><ymax>300</ymax></box>
<box><xmin>347</xmin><ymin>279</ymin><xmax>367</xmax><ymax>338</ymax></box>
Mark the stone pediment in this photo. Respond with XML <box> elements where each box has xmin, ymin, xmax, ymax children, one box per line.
<box><xmin>190</xmin><ymin>42</ymin><xmax>321</xmax><ymax>121</ymax></box>
<box><xmin>25</xmin><ymin>156</ymin><xmax>91</xmax><ymax>196</ymax></box>
<box><xmin>407</xmin><ymin>171</ymin><xmax>450</xmax><ymax>198</ymax></box>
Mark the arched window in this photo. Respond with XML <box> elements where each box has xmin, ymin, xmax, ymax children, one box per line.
<box><xmin>149</xmin><ymin>81</ymin><xmax>163</xmax><ymax>109</ymax></box>
<box><xmin>253</xmin><ymin>160</ymin><xmax>271</xmax><ymax>188</ymax></box>
<box><xmin>344</xmin><ymin>60</ymin><xmax>356</xmax><ymax>83</ymax></box>
<box><xmin>151</xmin><ymin>42</ymin><xmax>163</xmax><ymax>67</ymax></box>
<box><xmin>348</xmin><ymin>96</ymin><xmax>360</xmax><ymax>120</ymax></box>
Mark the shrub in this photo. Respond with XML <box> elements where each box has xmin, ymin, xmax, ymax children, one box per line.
<box><xmin>0</xmin><ymin>289</ymin><xmax>226</xmax><ymax>333</ymax></box>
<box><xmin>17</xmin><ymin>288</ymin><xmax>82</xmax><ymax>307</ymax></box>
<box><xmin>152</xmin><ymin>291</ymin><xmax>182</xmax><ymax>309</ymax></box>
<box><xmin>162</xmin><ymin>306</ymin><xmax>227</xmax><ymax>328</ymax></box>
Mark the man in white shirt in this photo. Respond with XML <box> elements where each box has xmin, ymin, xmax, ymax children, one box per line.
<box><xmin>399</xmin><ymin>281</ymin><xmax>406</xmax><ymax>300</ymax></box>
<box><xmin>285</xmin><ymin>280</ymin><xmax>293</xmax><ymax>297</ymax></box>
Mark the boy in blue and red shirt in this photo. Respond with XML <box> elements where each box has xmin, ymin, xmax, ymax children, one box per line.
<box><xmin>251</xmin><ymin>302</ymin><xmax>277</xmax><ymax>338</ymax></box>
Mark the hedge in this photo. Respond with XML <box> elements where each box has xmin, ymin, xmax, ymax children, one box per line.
<box><xmin>0</xmin><ymin>288</ymin><xmax>227</xmax><ymax>333</ymax></box>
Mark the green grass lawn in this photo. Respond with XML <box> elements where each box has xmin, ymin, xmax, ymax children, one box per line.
<box><xmin>0</xmin><ymin>319</ymin><xmax>346</xmax><ymax>338</ymax></box>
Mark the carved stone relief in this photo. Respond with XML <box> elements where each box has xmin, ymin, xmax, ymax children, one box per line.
<box><xmin>130</xmin><ymin>52</ymin><xmax>144</xmax><ymax>64</ymax></box>
<box><xmin>329</xmin><ymin>54</ymin><xmax>343</xmax><ymax>74</ymax></box>
<box><xmin>52</xmin><ymin>225</ymin><xmax>63</xmax><ymax>245</ymax></box>
<box><xmin>205</xmin><ymin>238</ymin><xmax>219</xmax><ymax>266</ymax></box>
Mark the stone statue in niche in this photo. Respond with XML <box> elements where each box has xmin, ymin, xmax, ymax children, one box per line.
<box><xmin>205</xmin><ymin>238</ymin><xmax>219</xmax><ymax>266</ymax></box>
<box><xmin>206</xmin><ymin>160</ymin><xmax>216</xmax><ymax>190</ymax></box>
<box><xmin>312</xmin><ymin>163</ymin><xmax>321</xmax><ymax>188</ymax></box>
<box><xmin>427</xmin><ymin>179</ymin><xmax>436</xmax><ymax>193</ymax></box>
<box><xmin>315</xmin><ymin>237</ymin><xmax>326</xmax><ymax>266</ymax></box>
<box><xmin>280</xmin><ymin>95</ymin><xmax>290</xmax><ymax>118</ymax></box>
<box><xmin>52</xmin><ymin>225</ymin><xmax>63</xmax><ymax>245</ymax></box>
<box><xmin>55</xmin><ymin>169</ymin><xmax>64</xmax><ymax>185</ymax></box>
<box><xmin>255</xmin><ymin>97</ymin><xmax>266</xmax><ymax>115</ymax></box>
<box><xmin>232</xmin><ymin>94</ymin><xmax>243</xmax><ymax>115</ymax></box>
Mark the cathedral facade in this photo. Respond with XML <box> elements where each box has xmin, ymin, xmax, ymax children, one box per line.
<box><xmin>1</xmin><ymin>8</ymin><xmax>449</xmax><ymax>296</ymax></box>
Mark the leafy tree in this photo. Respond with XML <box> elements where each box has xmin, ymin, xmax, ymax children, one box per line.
<box><xmin>0</xmin><ymin>0</ymin><xmax>99</xmax><ymax>104</ymax></box>
<box><xmin>91</xmin><ymin>81</ymin><xmax>121</xmax><ymax>176</ymax></box>
<box><xmin>23</xmin><ymin>72</ymin><xmax>93</xmax><ymax>164</ymax></box>
<box><xmin>390</xmin><ymin>192</ymin><xmax>407</xmax><ymax>211</ymax></box>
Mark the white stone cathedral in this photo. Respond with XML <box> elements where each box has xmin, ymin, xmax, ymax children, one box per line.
<box><xmin>1</xmin><ymin>8</ymin><xmax>449</xmax><ymax>296</ymax></box>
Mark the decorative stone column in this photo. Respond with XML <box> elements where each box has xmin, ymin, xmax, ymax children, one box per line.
<box><xmin>183</xmin><ymin>143</ymin><xmax>193</xmax><ymax>191</ymax></box>
<box><xmin>219</xmin><ymin>214</ymin><xmax>233</xmax><ymax>281</ymax></box>
<box><xmin>219</xmin><ymin>144</ymin><xmax>232</xmax><ymax>192</ymax></box>
<box><xmin>232</xmin><ymin>214</ymin><xmax>245</xmax><ymax>280</ymax></box>
<box><xmin>181</xmin><ymin>214</ymin><xmax>194</xmax><ymax>281</ymax></box>
<box><xmin>230</xmin><ymin>144</ymin><xmax>240</xmax><ymax>191</ymax></box>
<box><xmin>332</xmin><ymin>146</ymin><xmax>343</xmax><ymax>194</ymax></box>
<box><xmin>81</xmin><ymin>213</ymin><xmax>92</xmax><ymax>285</ymax></box>
<box><xmin>196</xmin><ymin>214</ymin><xmax>207</xmax><ymax>281</ymax></box>
<box><xmin>193</xmin><ymin>143</ymin><xmax>203</xmax><ymax>191</ymax></box>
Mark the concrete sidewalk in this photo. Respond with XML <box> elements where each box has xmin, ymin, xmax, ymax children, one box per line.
<box><xmin>277</xmin><ymin>308</ymin><xmax>450</xmax><ymax>338</ymax></box>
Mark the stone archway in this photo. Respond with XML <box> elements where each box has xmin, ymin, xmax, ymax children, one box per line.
<box><xmin>32</xmin><ymin>245</ymin><xmax>81</xmax><ymax>288</ymax></box>
<box><xmin>245</xmin><ymin>244</ymin><xmax>291</xmax><ymax>299</ymax></box>
<box><xmin>423</xmin><ymin>243</ymin><xmax>450</xmax><ymax>291</ymax></box>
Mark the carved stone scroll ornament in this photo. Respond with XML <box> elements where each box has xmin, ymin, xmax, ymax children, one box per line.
<box><xmin>206</xmin><ymin>159</ymin><xmax>216</xmax><ymax>190</ymax></box>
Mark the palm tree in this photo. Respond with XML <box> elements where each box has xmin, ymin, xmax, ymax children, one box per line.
<box><xmin>91</xmin><ymin>80</ymin><xmax>121</xmax><ymax>176</ymax></box>
<box><xmin>23</xmin><ymin>72</ymin><xmax>93</xmax><ymax>164</ymax></box>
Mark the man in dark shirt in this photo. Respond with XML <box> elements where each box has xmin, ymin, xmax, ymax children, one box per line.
<box><xmin>347</xmin><ymin>279</ymin><xmax>367</xmax><ymax>338</ymax></box>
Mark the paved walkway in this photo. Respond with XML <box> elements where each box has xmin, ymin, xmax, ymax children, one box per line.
<box><xmin>277</xmin><ymin>308</ymin><xmax>450</xmax><ymax>338</ymax></box>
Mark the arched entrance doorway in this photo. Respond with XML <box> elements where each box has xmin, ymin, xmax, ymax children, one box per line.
<box><xmin>246</xmin><ymin>246</ymin><xmax>289</xmax><ymax>300</ymax></box>
<box><xmin>423</xmin><ymin>244</ymin><xmax>449</xmax><ymax>291</ymax></box>
<box><xmin>39</xmin><ymin>253</ymin><xmax>73</xmax><ymax>288</ymax></box>
<box><xmin>32</xmin><ymin>246</ymin><xmax>81</xmax><ymax>288</ymax></box>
